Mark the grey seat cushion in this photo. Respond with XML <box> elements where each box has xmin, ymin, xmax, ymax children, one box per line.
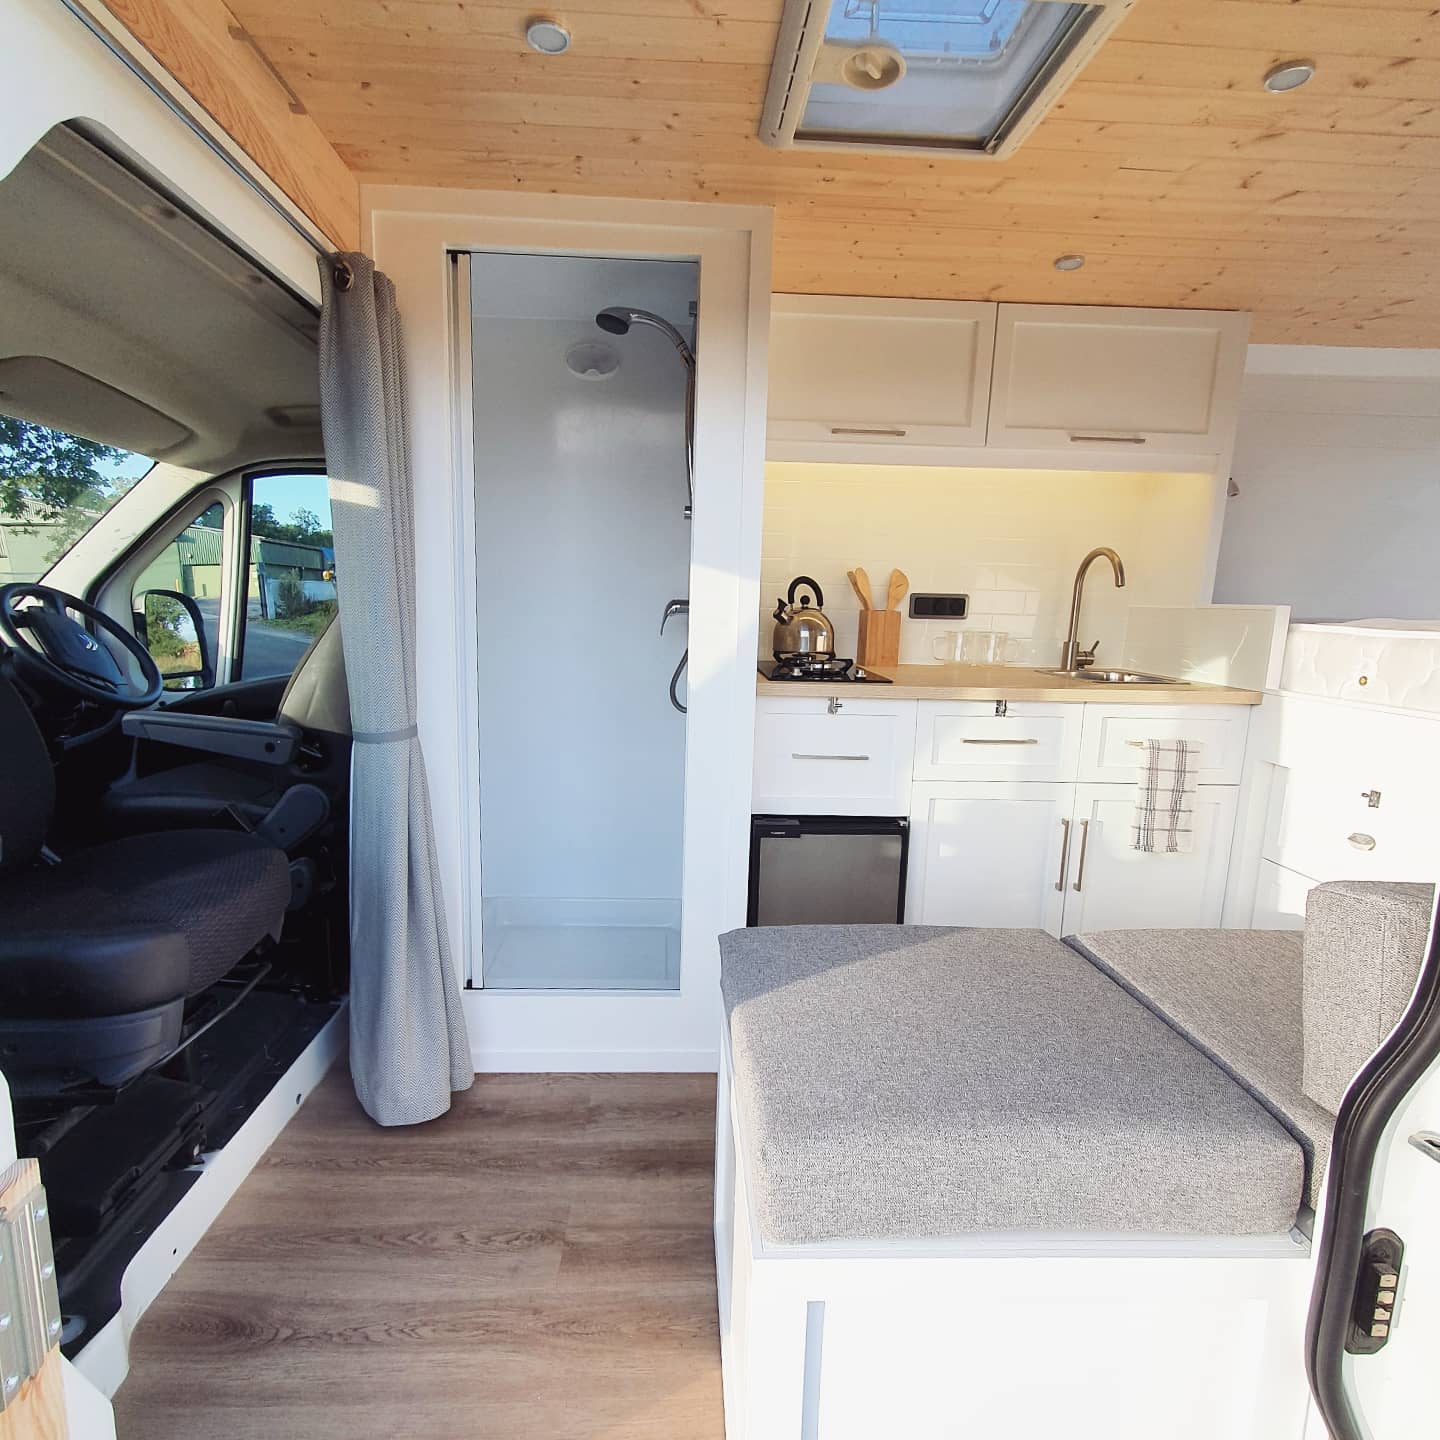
<box><xmin>1301</xmin><ymin>882</ymin><xmax>1434</xmax><ymax>1114</ymax></box>
<box><xmin>1067</xmin><ymin>928</ymin><xmax>1334</xmax><ymax>1211</ymax></box>
<box><xmin>720</xmin><ymin>925</ymin><xmax>1304</xmax><ymax>1246</ymax></box>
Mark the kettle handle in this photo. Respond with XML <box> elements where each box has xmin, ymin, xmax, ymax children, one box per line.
<box><xmin>787</xmin><ymin>575</ymin><xmax>824</xmax><ymax>608</ymax></box>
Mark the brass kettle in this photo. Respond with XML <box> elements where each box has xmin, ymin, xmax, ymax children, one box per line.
<box><xmin>772</xmin><ymin>576</ymin><xmax>835</xmax><ymax>659</ymax></box>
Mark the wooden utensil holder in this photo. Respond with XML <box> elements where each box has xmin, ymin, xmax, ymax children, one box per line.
<box><xmin>857</xmin><ymin>610</ymin><xmax>900</xmax><ymax>669</ymax></box>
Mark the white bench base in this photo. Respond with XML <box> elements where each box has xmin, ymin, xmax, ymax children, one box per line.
<box><xmin>715</xmin><ymin>1042</ymin><xmax>1318</xmax><ymax>1440</ymax></box>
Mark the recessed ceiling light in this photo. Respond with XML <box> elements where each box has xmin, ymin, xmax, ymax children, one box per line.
<box><xmin>525</xmin><ymin>18</ymin><xmax>571</xmax><ymax>54</ymax></box>
<box><xmin>1054</xmin><ymin>254</ymin><xmax>1086</xmax><ymax>272</ymax></box>
<box><xmin>1263</xmin><ymin>59</ymin><xmax>1316</xmax><ymax>93</ymax></box>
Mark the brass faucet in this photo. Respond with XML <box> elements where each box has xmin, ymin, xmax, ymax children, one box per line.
<box><xmin>1061</xmin><ymin>547</ymin><xmax>1126</xmax><ymax>671</ymax></box>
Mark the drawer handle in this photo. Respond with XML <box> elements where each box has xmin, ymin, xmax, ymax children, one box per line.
<box><xmin>1348</xmin><ymin>832</ymin><xmax>1377</xmax><ymax>851</ymax></box>
<box><xmin>1068</xmin><ymin>433</ymin><xmax>1147</xmax><ymax>445</ymax></box>
<box><xmin>791</xmin><ymin>752</ymin><xmax>871</xmax><ymax>762</ymax></box>
<box><xmin>1055</xmin><ymin>817</ymin><xmax>1072</xmax><ymax>892</ymax></box>
<box><xmin>830</xmin><ymin>426</ymin><xmax>907</xmax><ymax>438</ymax></box>
<box><xmin>962</xmin><ymin>737</ymin><xmax>1040</xmax><ymax>746</ymax></box>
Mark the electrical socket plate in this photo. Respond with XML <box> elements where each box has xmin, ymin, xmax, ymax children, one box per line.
<box><xmin>909</xmin><ymin>593</ymin><xmax>969</xmax><ymax>620</ymax></box>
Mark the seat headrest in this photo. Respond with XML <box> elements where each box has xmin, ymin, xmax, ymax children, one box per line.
<box><xmin>277</xmin><ymin>614</ymin><xmax>350</xmax><ymax>737</ymax></box>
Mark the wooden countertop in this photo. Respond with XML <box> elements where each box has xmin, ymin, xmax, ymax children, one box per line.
<box><xmin>757</xmin><ymin>664</ymin><xmax>1262</xmax><ymax>704</ymax></box>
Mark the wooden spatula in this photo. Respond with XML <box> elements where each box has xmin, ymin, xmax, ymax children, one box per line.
<box><xmin>886</xmin><ymin>569</ymin><xmax>908</xmax><ymax>613</ymax></box>
<box><xmin>850</xmin><ymin>567</ymin><xmax>874</xmax><ymax>610</ymax></box>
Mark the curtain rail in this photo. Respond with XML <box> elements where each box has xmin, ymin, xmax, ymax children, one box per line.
<box><xmin>56</xmin><ymin>0</ymin><xmax>329</xmax><ymax>259</ymax></box>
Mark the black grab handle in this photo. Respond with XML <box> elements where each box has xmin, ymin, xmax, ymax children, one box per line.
<box><xmin>787</xmin><ymin>575</ymin><xmax>824</xmax><ymax>608</ymax></box>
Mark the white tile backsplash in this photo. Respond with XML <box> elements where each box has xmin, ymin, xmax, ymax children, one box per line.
<box><xmin>761</xmin><ymin>463</ymin><xmax>1216</xmax><ymax>667</ymax></box>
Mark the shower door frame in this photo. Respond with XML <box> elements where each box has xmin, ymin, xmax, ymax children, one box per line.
<box><xmin>366</xmin><ymin>186</ymin><xmax>772</xmax><ymax>1071</ymax></box>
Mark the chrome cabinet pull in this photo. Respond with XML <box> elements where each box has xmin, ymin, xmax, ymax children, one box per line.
<box><xmin>1055</xmin><ymin>818</ymin><xmax>1072</xmax><ymax>892</ymax></box>
<box><xmin>1068</xmin><ymin>433</ymin><xmax>1147</xmax><ymax>445</ymax></box>
<box><xmin>1072</xmin><ymin>818</ymin><xmax>1091</xmax><ymax>892</ymax></box>
<box><xmin>1348</xmin><ymin>832</ymin><xmax>1378</xmax><ymax>851</ymax></box>
<box><xmin>962</xmin><ymin>737</ymin><xmax>1040</xmax><ymax>746</ymax></box>
<box><xmin>791</xmin><ymin>752</ymin><xmax>870</xmax><ymax>762</ymax></box>
<box><xmin>830</xmin><ymin>426</ymin><xmax>907</xmax><ymax>438</ymax></box>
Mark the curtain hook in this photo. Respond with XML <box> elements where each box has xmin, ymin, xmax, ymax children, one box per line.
<box><xmin>333</xmin><ymin>258</ymin><xmax>354</xmax><ymax>292</ymax></box>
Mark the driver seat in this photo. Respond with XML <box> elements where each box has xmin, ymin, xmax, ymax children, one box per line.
<box><xmin>0</xmin><ymin>676</ymin><xmax>290</xmax><ymax>1093</ymax></box>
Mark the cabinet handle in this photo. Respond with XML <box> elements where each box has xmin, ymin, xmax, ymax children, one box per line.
<box><xmin>1347</xmin><ymin>832</ymin><xmax>1378</xmax><ymax>851</ymax></box>
<box><xmin>1068</xmin><ymin>433</ymin><xmax>1147</xmax><ymax>445</ymax></box>
<box><xmin>791</xmin><ymin>752</ymin><xmax>870</xmax><ymax>762</ymax></box>
<box><xmin>1072</xmin><ymin>818</ymin><xmax>1090</xmax><ymax>893</ymax></box>
<box><xmin>830</xmin><ymin>426</ymin><xmax>907</xmax><ymax>438</ymax></box>
<box><xmin>962</xmin><ymin>737</ymin><xmax>1040</xmax><ymax>746</ymax></box>
<box><xmin>1055</xmin><ymin>818</ymin><xmax>1072</xmax><ymax>892</ymax></box>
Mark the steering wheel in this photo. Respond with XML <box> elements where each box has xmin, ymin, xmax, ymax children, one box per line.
<box><xmin>0</xmin><ymin>583</ymin><xmax>163</xmax><ymax>710</ymax></box>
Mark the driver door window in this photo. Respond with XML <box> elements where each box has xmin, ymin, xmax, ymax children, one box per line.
<box><xmin>130</xmin><ymin>501</ymin><xmax>224</xmax><ymax>691</ymax></box>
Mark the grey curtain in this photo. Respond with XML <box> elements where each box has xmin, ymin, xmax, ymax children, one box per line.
<box><xmin>317</xmin><ymin>251</ymin><xmax>473</xmax><ymax>1125</ymax></box>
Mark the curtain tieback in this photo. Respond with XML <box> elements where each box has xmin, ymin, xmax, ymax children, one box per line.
<box><xmin>353</xmin><ymin>724</ymin><xmax>419</xmax><ymax>744</ymax></box>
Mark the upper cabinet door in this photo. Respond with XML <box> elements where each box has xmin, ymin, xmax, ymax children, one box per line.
<box><xmin>987</xmin><ymin>304</ymin><xmax>1249</xmax><ymax>455</ymax></box>
<box><xmin>768</xmin><ymin>296</ymin><xmax>996</xmax><ymax>453</ymax></box>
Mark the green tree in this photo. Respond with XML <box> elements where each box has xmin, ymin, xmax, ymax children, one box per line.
<box><xmin>0</xmin><ymin>417</ymin><xmax>134</xmax><ymax>563</ymax></box>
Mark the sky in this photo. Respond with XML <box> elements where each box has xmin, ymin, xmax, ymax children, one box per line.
<box><xmin>252</xmin><ymin>471</ymin><xmax>333</xmax><ymax>528</ymax></box>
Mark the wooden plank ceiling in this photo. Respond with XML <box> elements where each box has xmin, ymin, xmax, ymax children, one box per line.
<box><xmin>224</xmin><ymin>0</ymin><xmax>1440</xmax><ymax>345</ymax></box>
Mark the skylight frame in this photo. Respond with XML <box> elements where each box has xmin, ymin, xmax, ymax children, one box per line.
<box><xmin>759</xmin><ymin>0</ymin><xmax>1138</xmax><ymax>159</ymax></box>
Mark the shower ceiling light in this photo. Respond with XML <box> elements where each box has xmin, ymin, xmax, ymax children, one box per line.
<box><xmin>524</xmin><ymin>17</ymin><xmax>571</xmax><ymax>53</ymax></box>
<box><xmin>565</xmin><ymin>340</ymin><xmax>620</xmax><ymax>380</ymax></box>
<box><xmin>1053</xmin><ymin>253</ymin><xmax>1085</xmax><ymax>270</ymax></box>
<box><xmin>760</xmin><ymin>0</ymin><xmax>1137</xmax><ymax>158</ymax></box>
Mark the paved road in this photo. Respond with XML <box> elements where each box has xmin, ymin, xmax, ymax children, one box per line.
<box><xmin>193</xmin><ymin>598</ymin><xmax>311</xmax><ymax>679</ymax></box>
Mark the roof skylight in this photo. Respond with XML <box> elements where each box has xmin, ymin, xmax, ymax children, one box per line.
<box><xmin>761</xmin><ymin>0</ymin><xmax>1134</xmax><ymax>157</ymax></box>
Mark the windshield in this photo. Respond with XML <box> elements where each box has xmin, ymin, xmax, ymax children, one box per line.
<box><xmin>0</xmin><ymin>415</ymin><xmax>156</xmax><ymax>581</ymax></box>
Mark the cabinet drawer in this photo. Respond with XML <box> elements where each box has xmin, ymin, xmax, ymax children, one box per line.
<box><xmin>754</xmin><ymin>698</ymin><xmax>916</xmax><ymax>816</ymax></box>
<box><xmin>914</xmin><ymin>702</ymin><xmax>1081</xmax><ymax>782</ymax></box>
<box><xmin>1262</xmin><ymin>762</ymin><xmax>1440</xmax><ymax>885</ymax></box>
<box><xmin>1078</xmin><ymin>705</ymin><xmax>1249</xmax><ymax>785</ymax></box>
<box><xmin>1251</xmin><ymin>860</ymin><xmax>1316</xmax><ymax>931</ymax></box>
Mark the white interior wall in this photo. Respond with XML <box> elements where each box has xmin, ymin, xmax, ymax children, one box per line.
<box><xmin>471</xmin><ymin>254</ymin><xmax>695</xmax><ymax>913</ymax></box>
<box><xmin>761</xmin><ymin>464</ymin><xmax>1215</xmax><ymax>667</ymax></box>
<box><xmin>1215</xmin><ymin>348</ymin><xmax>1440</xmax><ymax>623</ymax></box>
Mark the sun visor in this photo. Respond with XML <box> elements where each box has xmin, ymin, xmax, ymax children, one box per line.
<box><xmin>0</xmin><ymin>356</ymin><xmax>191</xmax><ymax>457</ymax></box>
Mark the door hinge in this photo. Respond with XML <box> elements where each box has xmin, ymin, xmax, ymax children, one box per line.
<box><xmin>1345</xmin><ymin>1227</ymin><xmax>1403</xmax><ymax>1355</ymax></box>
<box><xmin>0</xmin><ymin>1160</ymin><xmax>63</xmax><ymax>1411</ymax></box>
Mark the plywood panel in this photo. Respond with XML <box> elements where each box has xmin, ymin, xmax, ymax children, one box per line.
<box><xmin>216</xmin><ymin>0</ymin><xmax>1440</xmax><ymax>344</ymax></box>
<box><xmin>93</xmin><ymin>0</ymin><xmax>360</xmax><ymax>249</ymax></box>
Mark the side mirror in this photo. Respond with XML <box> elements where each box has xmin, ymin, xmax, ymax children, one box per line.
<box><xmin>135</xmin><ymin>589</ymin><xmax>215</xmax><ymax>691</ymax></box>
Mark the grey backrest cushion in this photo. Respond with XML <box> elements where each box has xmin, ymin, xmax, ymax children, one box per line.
<box><xmin>1301</xmin><ymin>881</ymin><xmax>1436</xmax><ymax>1113</ymax></box>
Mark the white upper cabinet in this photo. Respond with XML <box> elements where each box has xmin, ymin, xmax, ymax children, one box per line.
<box><xmin>768</xmin><ymin>296</ymin><xmax>995</xmax><ymax>452</ymax></box>
<box><xmin>987</xmin><ymin>303</ymin><xmax>1249</xmax><ymax>454</ymax></box>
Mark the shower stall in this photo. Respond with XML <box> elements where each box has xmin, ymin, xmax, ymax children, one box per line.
<box><xmin>468</xmin><ymin>252</ymin><xmax>699</xmax><ymax>991</ymax></box>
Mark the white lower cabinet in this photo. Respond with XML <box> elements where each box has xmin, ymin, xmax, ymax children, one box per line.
<box><xmin>908</xmin><ymin>780</ymin><xmax>1238</xmax><ymax>937</ymax></box>
<box><xmin>755</xmin><ymin>696</ymin><xmax>1251</xmax><ymax>934</ymax></box>
<box><xmin>1061</xmin><ymin>784</ymin><xmax>1238</xmax><ymax>933</ymax></box>
<box><xmin>908</xmin><ymin>782</ymin><xmax>1071</xmax><ymax>932</ymax></box>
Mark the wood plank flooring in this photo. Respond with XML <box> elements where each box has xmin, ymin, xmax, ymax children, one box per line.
<box><xmin>112</xmin><ymin>1072</ymin><xmax>725</xmax><ymax>1440</ymax></box>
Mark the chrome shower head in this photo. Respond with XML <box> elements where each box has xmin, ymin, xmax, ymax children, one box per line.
<box><xmin>594</xmin><ymin>306</ymin><xmax>695</xmax><ymax>367</ymax></box>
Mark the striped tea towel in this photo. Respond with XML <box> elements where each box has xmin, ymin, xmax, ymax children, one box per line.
<box><xmin>1132</xmin><ymin>738</ymin><xmax>1200</xmax><ymax>854</ymax></box>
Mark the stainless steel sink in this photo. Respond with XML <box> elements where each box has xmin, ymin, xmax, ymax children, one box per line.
<box><xmin>1036</xmin><ymin>668</ymin><xmax>1184</xmax><ymax>685</ymax></box>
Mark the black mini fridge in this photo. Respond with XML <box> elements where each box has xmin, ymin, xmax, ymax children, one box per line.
<box><xmin>747</xmin><ymin>815</ymin><xmax>909</xmax><ymax>927</ymax></box>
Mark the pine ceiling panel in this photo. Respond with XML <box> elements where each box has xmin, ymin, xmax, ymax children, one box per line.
<box><xmin>227</xmin><ymin>0</ymin><xmax>1440</xmax><ymax>344</ymax></box>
